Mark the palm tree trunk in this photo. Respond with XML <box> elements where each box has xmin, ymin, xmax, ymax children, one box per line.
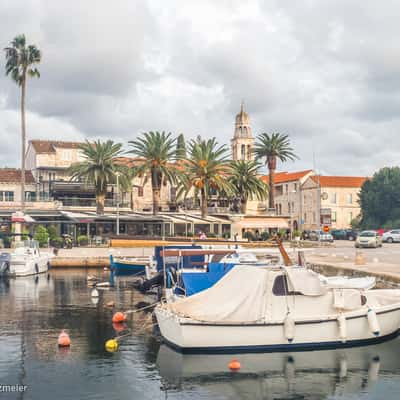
<box><xmin>97</xmin><ymin>193</ymin><xmax>105</xmax><ymax>215</ymax></box>
<box><xmin>20</xmin><ymin>75</ymin><xmax>26</xmax><ymax>212</ymax></box>
<box><xmin>201</xmin><ymin>187</ymin><xmax>208</xmax><ymax>218</ymax></box>
<box><xmin>153</xmin><ymin>187</ymin><xmax>160</xmax><ymax>215</ymax></box>
<box><xmin>241</xmin><ymin>198</ymin><xmax>247</xmax><ymax>214</ymax></box>
<box><xmin>268</xmin><ymin>156</ymin><xmax>277</xmax><ymax>210</ymax></box>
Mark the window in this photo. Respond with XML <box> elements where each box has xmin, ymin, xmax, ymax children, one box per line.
<box><xmin>288</xmin><ymin>202</ymin><xmax>291</xmax><ymax>213</ymax></box>
<box><xmin>304</xmin><ymin>213</ymin><xmax>307</xmax><ymax>223</ymax></box>
<box><xmin>61</xmin><ymin>149</ymin><xmax>72</xmax><ymax>161</ymax></box>
<box><xmin>0</xmin><ymin>191</ymin><xmax>14</xmax><ymax>202</ymax></box>
<box><xmin>241</xmin><ymin>144</ymin><xmax>246</xmax><ymax>159</ymax></box>
<box><xmin>332</xmin><ymin>211</ymin><xmax>337</xmax><ymax>222</ymax></box>
<box><xmin>294</xmin><ymin>183</ymin><xmax>297</xmax><ymax>191</ymax></box>
<box><xmin>25</xmin><ymin>191</ymin><xmax>36</xmax><ymax>201</ymax></box>
<box><xmin>285</xmin><ymin>184</ymin><xmax>288</xmax><ymax>193</ymax></box>
<box><xmin>272</xmin><ymin>275</ymin><xmax>301</xmax><ymax>296</ymax></box>
<box><xmin>138</xmin><ymin>187</ymin><xmax>144</xmax><ymax>197</ymax></box>
<box><xmin>347</xmin><ymin>193</ymin><xmax>353</xmax><ymax>204</ymax></box>
<box><xmin>331</xmin><ymin>192</ymin><xmax>337</xmax><ymax>204</ymax></box>
<box><xmin>348</xmin><ymin>212</ymin><xmax>353</xmax><ymax>224</ymax></box>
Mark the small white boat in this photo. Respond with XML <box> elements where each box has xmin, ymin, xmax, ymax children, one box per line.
<box><xmin>9</xmin><ymin>240</ymin><xmax>52</xmax><ymax>277</ymax></box>
<box><xmin>155</xmin><ymin>265</ymin><xmax>400</xmax><ymax>353</ymax></box>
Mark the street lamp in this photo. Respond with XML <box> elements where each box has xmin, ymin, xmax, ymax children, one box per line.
<box><xmin>116</xmin><ymin>172</ymin><xmax>120</xmax><ymax>236</ymax></box>
<box><xmin>289</xmin><ymin>189</ymin><xmax>297</xmax><ymax>241</ymax></box>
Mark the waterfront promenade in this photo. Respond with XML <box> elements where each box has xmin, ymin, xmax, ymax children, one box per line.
<box><xmin>39</xmin><ymin>241</ymin><xmax>400</xmax><ymax>284</ymax></box>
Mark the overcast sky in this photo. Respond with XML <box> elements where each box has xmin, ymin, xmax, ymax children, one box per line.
<box><xmin>1</xmin><ymin>0</ymin><xmax>399</xmax><ymax>176</ymax></box>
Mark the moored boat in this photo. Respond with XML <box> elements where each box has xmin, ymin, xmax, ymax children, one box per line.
<box><xmin>109</xmin><ymin>254</ymin><xmax>154</xmax><ymax>276</ymax></box>
<box><xmin>9</xmin><ymin>240</ymin><xmax>52</xmax><ymax>277</ymax></box>
<box><xmin>155</xmin><ymin>265</ymin><xmax>400</xmax><ymax>353</ymax></box>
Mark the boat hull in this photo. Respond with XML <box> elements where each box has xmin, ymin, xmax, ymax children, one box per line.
<box><xmin>9</xmin><ymin>254</ymin><xmax>51</xmax><ymax>277</ymax></box>
<box><xmin>112</xmin><ymin>260</ymin><xmax>147</xmax><ymax>276</ymax></box>
<box><xmin>155</xmin><ymin>306</ymin><xmax>400</xmax><ymax>354</ymax></box>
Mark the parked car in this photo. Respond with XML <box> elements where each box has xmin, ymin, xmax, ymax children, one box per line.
<box><xmin>382</xmin><ymin>230</ymin><xmax>400</xmax><ymax>243</ymax></box>
<box><xmin>355</xmin><ymin>231</ymin><xmax>383</xmax><ymax>248</ymax></box>
<box><xmin>330</xmin><ymin>229</ymin><xmax>358</xmax><ymax>241</ymax></box>
<box><xmin>309</xmin><ymin>230</ymin><xmax>334</xmax><ymax>242</ymax></box>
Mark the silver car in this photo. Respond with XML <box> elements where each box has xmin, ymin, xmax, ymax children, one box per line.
<box><xmin>382</xmin><ymin>230</ymin><xmax>400</xmax><ymax>243</ymax></box>
<box><xmin>355</xmin><ymin>231</ymin><xmax>383</xmax><ymax>248</ymax></box>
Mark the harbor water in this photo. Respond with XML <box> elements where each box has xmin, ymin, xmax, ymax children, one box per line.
<box><xmin>1</xmin><ymin>269</ymin><xmax>400</xmax><ymax>399</ymax></box>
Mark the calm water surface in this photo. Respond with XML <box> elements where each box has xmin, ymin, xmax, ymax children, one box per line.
<box><xmin>1</xmin><ymin>269</ymin><xmax>400</xmax><ymax>400</ymax></box>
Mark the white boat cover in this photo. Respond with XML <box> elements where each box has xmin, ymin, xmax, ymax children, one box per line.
<box><xmin>166</xmin><ymin>265</ymin><xmax>326</xmax><ymax>323</ymax></box>
<box><xmin>167</xmin><ymin>266</ymin><xmax>269</xmax><ymax>323</ymax></box>
<box><xmin>285</xmin><ymin>267</ymin><xmax>327</xmax><ymax>296</ymax></box>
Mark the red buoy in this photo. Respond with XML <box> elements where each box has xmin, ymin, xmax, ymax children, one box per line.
<box><xmin>228</xmin><ymin>359</ymin><xmax>241</xmax><ymax>371</ymax></box>
<box><xmin>112</xmin><ymin>312</ymin><xmax>127</xmax><ymax>323</ymax></box>
<box><xmin>58</xmin><ymin>330</ymin><xmax>71</xmax><ymax>347</ymax></box>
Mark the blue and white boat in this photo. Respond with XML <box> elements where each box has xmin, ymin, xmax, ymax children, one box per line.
<box><xmin>109</xmin><ymin>254</ymin><xmax>154</xmax><ymax>276</ymax></box>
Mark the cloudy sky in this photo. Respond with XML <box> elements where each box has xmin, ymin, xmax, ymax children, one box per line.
<box><xmin>1</xmin><ymin>0</ymin><xmax>399</xmax><ymax>175</ymax></box>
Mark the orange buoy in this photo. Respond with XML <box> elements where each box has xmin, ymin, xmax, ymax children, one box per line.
<box><xmin>113</xmin><ymin>322</ymin><xmax>127</xmax><ymax>333</ymax></box>
<box><xmin>228</xmin><ymin>359</ymin><xmax>241</xmax><ymax>371</ymax></box>
<box><xmin>58</xmin><ymin>330</ymin><xmax>71</xmax><ymax>347</ymax></box>
<box><xmin>112</xmin><ymin>311</ymin><xmax>127</xmax><ymax>323</ymax></box>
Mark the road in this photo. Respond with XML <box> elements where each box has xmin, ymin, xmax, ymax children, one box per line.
<box><xmin>309</xmin><ymin>240</ymin><xmax>400</xmax><ymax>266</ymax></box>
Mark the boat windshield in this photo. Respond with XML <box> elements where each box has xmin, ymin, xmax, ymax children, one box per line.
<box><xmin>15</xmin><ymin>240</ymin><xmax>39</xmax><ymax>249</ymax></box>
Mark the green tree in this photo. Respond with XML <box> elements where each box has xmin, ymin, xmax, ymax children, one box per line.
<box><xmin>69</xmin><ymin>140</ymin><xmax>128</xmax><ymax>215</ymax></box>
<box><xmin>358</xmin><ymin>167</ymin><xmax>400</xmax><ymax>229</ymax></box>
<box><xmin>4</xmin><ymin>34</ymin><xmax>41</xmax><ymax>211</ymax></box>
<box><xmin>128</xmin><ymin>131</ymin><xmax>177</xmax><ymax>215</ymax></box>
<box><xmin>34</xmin><ymin>225</ymin><xmax>49</xmax><ymax>247</ymax></box>
<box><xmin>254</xmin><ymin>133</ymin><xmax>297</xmax><ymax>210</ymax></box>
<box><xmin>176</xmin><ymin>133</ymin><xmax>186</xmax><ymax>159</ymax></box>
<box><xmin>178</xmin><ymin>138</ymin><xmax>232</xmax><ymax>218</ymax></box>
<box><xmin>229</xmin><ymin>160</ymin><xmax>268</xmax><ymax>214</ymax></box>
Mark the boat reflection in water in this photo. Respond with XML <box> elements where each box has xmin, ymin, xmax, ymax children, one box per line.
<box><xmin>157</xmin><ymin>339</ymin><xmax>400</xmax><ymax>399</ymax></box>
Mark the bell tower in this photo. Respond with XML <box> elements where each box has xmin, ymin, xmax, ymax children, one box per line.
<box><xmin>231</xmin><ymin>101</ymin><xmax>254</xmax><ymax>161</ymax></box>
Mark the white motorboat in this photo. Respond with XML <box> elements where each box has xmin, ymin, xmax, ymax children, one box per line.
<box><xmin>9</xmin><ymin>240</ymin><xmax>52</xmax><ymax>277</ymax></box>
<box><xmin>155</xmin><ymin>265</ymin><xmax>400</xmax><ymax>353</ymax></box>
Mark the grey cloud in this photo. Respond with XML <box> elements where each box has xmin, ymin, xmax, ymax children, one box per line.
<box><xmin>1</xmin><ymin>0</ymin><xmax>400</xmax><ymax>174</ymax></box>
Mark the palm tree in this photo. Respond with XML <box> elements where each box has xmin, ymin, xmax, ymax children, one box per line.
<box><xmin>4</xmin><ymin>34</ymin><xmax>41</xmax><ymax>211</ymax></box>
<box><xmin>179</xmin><ymin>138</ymin><xmax>232</xmax><ymax>218</ymax></box>
<box><xmin>128</xmin><ymin>131</ymin><xmax>177</xmax><ymax>215</ymax></box>
<box><xmin>229</xmin><ymin>160</ymin><xmax>268</xmax><ymax>214</ymax></box>
<box><xmin>69</xmin><ymin>140</ymin><xmax>128</xmax><ymax>215</ymax></box>
<box><xmin>254</xmin><ymin>133</ymin><xmax>297</xmax><ymax>210</ymax></box>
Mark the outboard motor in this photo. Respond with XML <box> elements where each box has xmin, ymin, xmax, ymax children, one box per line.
<box><xmin>0</xmin><ymin>253</ymin><xmax>11</xmax><ymax>276</ymax></box>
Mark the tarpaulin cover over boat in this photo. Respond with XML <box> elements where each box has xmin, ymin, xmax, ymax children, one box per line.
<box><xmin>167</xmin><ymin>266</ymin><xmax>326</xmax><ymax>323</ymax></box>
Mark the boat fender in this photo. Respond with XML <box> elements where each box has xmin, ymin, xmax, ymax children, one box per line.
<box><xmin>337</xmin><ymin>314</ymin><xmax>347</xmax><ymax>343</ymax></box>
<box><xmin>91</xmin><ymin>288</ymin><xmax>99</xmax><ymax>298</ymax></box>
<box><xmin>284</xmin><ymin>313</ymin><xmax>295</xmax><ymax>343</ymax></box>
<box><xmin>367</xmin><ymin>308</ymin><xmax>380</xmax><ymax>336</ymax></box>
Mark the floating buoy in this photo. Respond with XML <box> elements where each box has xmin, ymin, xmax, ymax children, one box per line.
<box><xmin>228</xmin><ymin>359</ymin><xmax>241</xmax><ymax>371</ymax></box>
<box><xmin>337</xmin><ymin>314</ymin><xmax>347</xmax><ymax>343</ymax></box>
<box><xmin>284</xmin><ymin>313</ymin><xmax>295</xmax><ymax>343</ymax></box>
<box><xmin>367</xmin><ymin>308</ymin><xmax>380</xmax><ymax>336</ymax></box>
<box><xmin>113</xmin><ymin>322</ymin><xmax>127</xmax><ymax>333</ymax></box>
<box><xmin>58</xmin><ymin>330</ymin><xmax>71</xmax><ymax>347</ymax></box>
<box><xmin>112</xmin><ymin>311</ymin><xmax>127</xmax><ymax>323</ymax></box>
<box><xmin>91</xmin><ymin>288</ymin><xmax>99</xmax><ymax>297</ymax></box>
<box><xmin>105</xmin><ymin>339</ymin><xmax>119</xmax><ymax>352</ymax></box>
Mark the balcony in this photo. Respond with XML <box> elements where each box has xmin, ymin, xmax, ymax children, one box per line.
<box><xmin>58</xmin><ymin>197</ymin><xmax>130</xmax><ymax>209</ymax></box>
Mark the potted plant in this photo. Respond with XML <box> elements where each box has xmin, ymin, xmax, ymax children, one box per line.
<box><xmin>77</xmin><ymin>235</ymin><xmax>89</xmax><ymax>247</ymax></box>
